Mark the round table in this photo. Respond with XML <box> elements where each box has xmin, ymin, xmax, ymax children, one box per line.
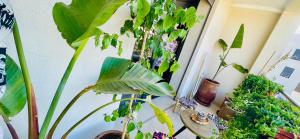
<box><xmin>172</xmin><ymin>109</ymin><xmax>219</xmax><ymax>139</ymax></box>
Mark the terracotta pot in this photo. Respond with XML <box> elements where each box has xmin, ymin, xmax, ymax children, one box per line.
<box><xmin>95</xmin><ymin>130</ymin><xmax>129</xmax><ymax>139</ymax></box>
<box><xmin>275</xmin><ymin>129</ymin><xmax>300</xmax><ymax>139</ymax></box>
<box><xmin>216</xmin><ymin>101</ymin><xmax>236</xmax><ymax>120</ymax></box>
<box><xmin>194</xmin><ymin>78</ymin><xmax>220</xmax><ymax>106</ymax></box>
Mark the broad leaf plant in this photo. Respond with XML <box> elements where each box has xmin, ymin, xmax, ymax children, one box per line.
<box><xmin>6</xmin><ymin>0</ymin><xmax>199</xmax><ymax>139</ymax></box>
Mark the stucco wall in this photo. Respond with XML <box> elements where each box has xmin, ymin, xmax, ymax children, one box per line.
<box><xmin>1</xmin><ymin>0</ymin><xmax>135</xmax><ymax>138</ymax></box>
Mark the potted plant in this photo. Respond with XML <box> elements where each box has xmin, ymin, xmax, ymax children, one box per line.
<box><xmin>83</xmin><ymin>0</ymin><xmax>198</xmax><ymax>138</ymax></box>
<box><xmin>2</xmin><ymin>0</ymin><xmax>198</xmax><ymax>139</ymax></box>
<box><xmin>221</xmin><ymin>75</ymin><xmax>300</xmax><ymax>138</ymax></box>
<box><xmin>217</xmin><ymin>74</ymin><xmax>284</xmax><ymax>120</ymax></box>
<box><xmin>195</xmin><ymin>24</ymin><xmax>249</xmax><ymax>106</ymax></box>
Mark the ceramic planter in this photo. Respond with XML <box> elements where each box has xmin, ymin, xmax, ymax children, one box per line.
<box><xmin>95</xmin><ymin>130</ymin><xmax>129</xmax><ymax>139</ymax></box>
<box><xmin>216</xmin><ymin>101</ymin><xmax>236</xmax><ymax>120</ymax></box>
<box><xmin>194</xmin><ymin>78</ymin><xmax>220</xmax><ymax>106</ymax></box>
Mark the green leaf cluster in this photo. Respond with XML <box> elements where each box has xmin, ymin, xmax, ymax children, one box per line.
<box><xmin>120</xmin><ymin>0</ymin><xmax>199</xmax><ymax>76</ymax></box>
<box><xmin>94</xmin><ymin>31</ymin><xmax>123</xmax><ymax>55</ymax></box>
<box><xmin>213</xmin><ymin>24</ymin><xmax>248</xmax><ymax>80</ymax></box>
<box><xmin>222</xmin><ymin>74</ymin><xmax>300</xmax><ymax>138</ymax></box>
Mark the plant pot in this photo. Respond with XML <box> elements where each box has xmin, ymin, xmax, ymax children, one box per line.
<box><xmin>194</xmin><ymin>78</ymin><xmax>219</xmax><ymax>106</ymax></box>
<box><xmin>216</xmin><ymin>101</ymin><xmax>236</xmax><ymax>120</ymax></box>
<box><xmin>95</xmin><ymin>130</ymin><xmax>129</xmax><ymax>139</ymax></box>
<box><xmin>275</xmin><ymin>129</ymin><xmax>300</xmax><ymax>139</ymax></box>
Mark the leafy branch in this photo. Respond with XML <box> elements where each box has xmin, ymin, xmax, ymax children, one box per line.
<box><xmin>212</xmin><ymin>24</ymin><xmax>248</xmax><ymax>80</ymax></box>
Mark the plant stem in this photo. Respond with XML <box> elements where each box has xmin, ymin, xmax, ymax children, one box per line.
<box><xmin>212</xmin><ymin>48</ymin><xmax>231</xmax><ymax>80</ymax></box>
<box><xmin>121</xmin><ymin>30</ymin><xmax>149</xmax><ymax>139</ymax></box>
<box><xmin>61</xmin><ymin>98</ymin><xmax>146</xmax><ymax>139</ymax></box>
<box><xmin>121</xmin><ymin>94</ymin><xmax>135</xmax><ymax>139</ymax></box>
<box><xmin>39</xmin><ymin>39</ymin><xmax>88</xmax><ymax>139</ymax></box>
<box><xmin>139</xmin><ymin>31</ymin><xmax>149</xmax><ymax>60</ymax></box>
<box><xmin>13</xmin><ymin>22</ymin><xmax>39</xmax><ymax>139</ymax></box>
<box><xmin>46</xmin><ymin>85</ymin><xmax>95</xmax><ymax>139</ymax></box>
<box><xmin>3</xmin><ymin>116</ymin><xmax>19</xmax><ymax>139</ymax></box>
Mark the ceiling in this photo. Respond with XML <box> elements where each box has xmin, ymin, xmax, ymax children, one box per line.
<box><xmin>233</xmin><ymin>0</ymin><xmax>292</xmax><ymax>12</ymax></box>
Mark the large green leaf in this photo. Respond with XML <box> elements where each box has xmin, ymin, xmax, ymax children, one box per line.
<box><xmin>0</xmin><ymin>56</ymin><xmax>26</xmax><ymax>117</ymax></box>
<box><xmin>149</xmin><ymin>103</ymin><xmax>174</xmax><ymax>136</ymax></box>
<box><xmin>230</xmin><ymin>24</ymin><xmax>244</xmax><ymax>48</ymax></box>
<box><xmin>53</xmin><ymin>0</ymin><xmax>127</xmax><ymax>48</ymax></box>
<box><xmin>93</xmin><ymin>57</ymin><xmax>175</xmax><ymax>96</ymax></box>
<box><xmin>134</xmin><ymin>0</ymin><xmax>150</xmax><ymax>28</ymax></box>
<box><xmin>232</xmin><ymin>63</ymin><xmax>249</xmax><ymax>74</ymax></box>
<box><xmin>218</xmin><ymin>39</ymin><xmax>228</xmax><ymax>51</ymax></box>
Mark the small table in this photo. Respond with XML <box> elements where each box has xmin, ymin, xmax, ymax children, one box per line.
<box><xmin>173</xmin><ymin>109</ymin><xmax>219</xmax><ymax>139</ymax></box>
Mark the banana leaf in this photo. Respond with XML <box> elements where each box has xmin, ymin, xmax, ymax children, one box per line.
<box><xmin>93</xmin><ymin>57</ymin><xmax>175</xmax><ymax>96</ymax></box>
<box><xmin>53</xmin><ymin>0</ymin><xmax>127</xmax><ymax>48</ymax></box>
<box><xmin>0</xmin><ymin>55</ymin><xmax>26</xmax><ymax>117</ymax></box>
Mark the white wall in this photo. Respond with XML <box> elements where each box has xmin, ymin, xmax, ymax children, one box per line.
<box><xmin>251</xmin><ymin>0</ymin><xmax>300</xmax><ymax>94</ymax></box>
<box><xmin>177</xmin><ymin>0</ymin><xmax>281</xmax><ymax>106</ymax></box>
<box><xmin>1</xmin><ymin>0</ymin><xmax>135</xmax><ymax>138</ymax></box>
<box><xmin>177</xmin><ymin>0</ymin><xmax>233</xmax><ymax>99</ymax></box>
<box><xmin>206</xmin><ymin>6</ymin><xmax>280</xmax><ymax>105</ymax></box>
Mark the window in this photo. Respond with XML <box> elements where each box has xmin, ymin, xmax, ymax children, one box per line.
<box><xmin>291</xmin><ymin>49</ymin><xmax>300</xmax><ymax>61</ymax></box>
<box><xmin>280</xmin><ymin>66</ymin><xmax>295</xmax><ymax>78</ymax></box>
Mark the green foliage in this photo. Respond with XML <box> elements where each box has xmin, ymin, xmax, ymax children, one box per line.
<box><xmin>230</xmin><ymin>24</ymin><xmax>244</xmax><ymax>48</ymax></box>
<box><xmin>222</xmin><ymin>74</ymin><xmax>300</xmax><ymax>138</ymax></box>
<box><xmin>212</xmin><ymin>24</ymin><xmax>248</xmax><ymax>80</ymax></box>
<box><xmin>104</xmin><ymin>114</ymin><xmax>111</xmax><ymax>122</ymax></box>
<box><xmin>184</xmin><ymin>7</ymin><xmax>198</xmax><ymax>29</ymax></box>
<box><xmin>52</xmin><ymin>0</ymin><xmax>127</xmax><ymax>48</ymax></box>
<box><xmin>135</xmin><ymin>131</ymin><xmax>143</xmax><ymax>139</ymax></box>
<box><xmin>232</xmin><ymin>63</ymin><xmax>249</xmax><ymax>74</ymax></box>
<box><xmin>158</xmin><ymin>58</ymin><xmax>170</xmax><ymax>76</ymax></box>
<box><xmin>0</xmin><ymin>56</ymin><xmax>26</xmax><ymax>117</ymax></box>
<box><xmin>120</xmin><ymin>0</ymin><xmax>198</xmax><ymax>76</ymax></box>
<box><xmin>94</xmin><ymin>57</ymin><xmax>175</xmax><ymax>96</ymax></box>
<box><xmin>218</xmin><ymin>39</ymin><xmax>227</xmax><ymax>51</ymax></box>
<box><xmin>149</xmin><ymin>103</ymin><xmax>174</xmax><ymax>136</ymax></box>
<box><xmin>170</xmin><ymin>60</ymin><xmax>180</xmax><ymax>73</ymax></box>
<box><xmin>237</xmin><ymin>74</ymin><xmax>283</xmax><ymax>96</ymax></box>
<box><xmin>127</xmin><ymin>122</ymin><xmax>136</xmax><ymax>133</ymax></box>
<box><xmin>135</xmin><ymin>0</ymin><xmax>151</xmax><ymax>28</ymax></box>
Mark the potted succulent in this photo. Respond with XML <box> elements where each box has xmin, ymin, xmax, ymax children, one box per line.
<box><xmin>195</xmin><ymin>24</ymin><xmax>249</xmax><ymax>106</ymax></box>
<box><xmin>220</xmin><ymin>74</ymin><xmax>300</xmax><ymax>138</ymax></box>
<box><xmin>1</xmin><ymin>0</ymin><xmax>198</xmax><ymax>139</ymax></box>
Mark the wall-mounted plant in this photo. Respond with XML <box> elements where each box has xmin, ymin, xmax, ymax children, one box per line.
<box><xmin>195</xmin><ymin>24</ymin><xmax>249</xmax><ymax>106</ymax></box>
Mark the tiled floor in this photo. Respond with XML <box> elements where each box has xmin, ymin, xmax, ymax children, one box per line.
<box><xmin>116</xmin><ymin>96</ymin><xmax>219</xmax><ymax>139</ymax></box>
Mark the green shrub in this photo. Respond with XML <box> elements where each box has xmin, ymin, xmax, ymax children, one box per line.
<box><xmin>222</xmin><ymin>74</ymin><xmax>300</xmax><ymax>138</ymax></box>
